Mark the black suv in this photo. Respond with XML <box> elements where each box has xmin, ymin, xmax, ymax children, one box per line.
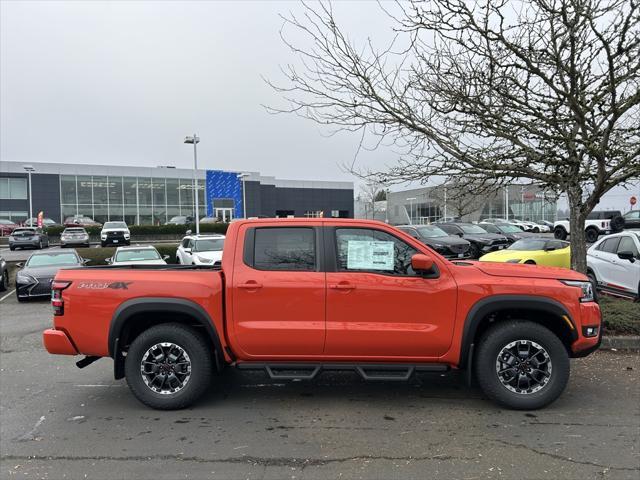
<box><xmin>438</xmin><ymin>223</ymin><xmax>510</xmax><ymax>258</ymax></box>
<box><xmin>396</xmin><ymin>225</ymin><xmax>471</xmax><ymax>259</ymax></box>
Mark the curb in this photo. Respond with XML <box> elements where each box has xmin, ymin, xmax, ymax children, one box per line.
<box><xmin>601</xmin><ymin>336</ymin><xmax>640</xmax><ymax>351</ymax></box>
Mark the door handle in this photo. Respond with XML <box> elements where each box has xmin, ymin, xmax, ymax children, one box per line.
<box><xmin>329</xmin><ymin>283</ymin><xmax>356</xmax><ymax>290</ymax></box>
<box><xmin>238</xmin><ymin>281</ymin><xmax>263</xmax><ymax>289</ymax></box>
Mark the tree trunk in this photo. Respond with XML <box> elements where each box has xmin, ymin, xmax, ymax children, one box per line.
<box><xmin>568</xmin><ymin>194</ymin><xmax>588</xmax><ymax>273</ymax></box>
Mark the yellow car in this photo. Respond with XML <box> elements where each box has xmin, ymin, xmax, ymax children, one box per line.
<box><xmin>479</xmin><ymin>238</ymin><xmax>571</xmax><ymax>268</ymax></box>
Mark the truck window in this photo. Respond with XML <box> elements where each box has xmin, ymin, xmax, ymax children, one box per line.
<box><xmin>617</xmin><ymin>236</ymin><xmax>639</xmax><ymax>257</ymax></box>
<box><xmin>252</xmin><ymin>227</ymin><xmax>316</xmax><ymax>271</ymax></box>
<box><xmin>335</xmin><ymin>228</ymin><xmax>418</xmax><ymax>276</ymax></box>
<box><xmin>599</xmin><ymin>237</ymin><xmax>620</xmax><ymax>253</ymax></box>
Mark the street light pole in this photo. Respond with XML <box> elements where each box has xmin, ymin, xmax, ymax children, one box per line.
<box><xmin>184</xmin><ymin>134</ymin><xmax>201</xmax><ymax>234</ymax></box>
<box><xmin>23</xmin><ymin>165</ymin><xmax>35</xmax><ymax>225</ymax></box>
<box><xmin>237</xmin><ymin>173</ymin><xmax>250</xmax><ymax>218</ymax></box>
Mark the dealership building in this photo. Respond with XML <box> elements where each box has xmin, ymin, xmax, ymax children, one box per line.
<box><xmin>0</xmin><ymin>161</ymin><xmax>354</xmax><ymax>225</ymax></box>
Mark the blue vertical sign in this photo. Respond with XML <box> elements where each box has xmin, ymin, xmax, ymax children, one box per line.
<box><xmin>205</xmin><ymin>170</ymin><xmax>243</xmax><ymax>219</ymax></box>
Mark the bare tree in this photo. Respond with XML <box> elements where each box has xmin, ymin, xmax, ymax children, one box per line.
<box><xmin>269</xmin><ymin>0</ymin><xmax>640</xmax><ymax>272</ymax></box>
<box><xmin>359</xmin><ymin>180</ymin><xmax>384</xmax><ymax>219</ymax></box>
<box><xmin>431</xmin><ymin>179</ymin><xmax>500</xmax><ymax>219</ymax></box>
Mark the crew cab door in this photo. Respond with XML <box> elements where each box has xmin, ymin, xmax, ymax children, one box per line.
<box><xmin>324</xmin><ymin>226</ymin><xmax>457</xmax><ymax>358</ymax></box>
<box><xmin>230</xmin><ymin>225</ymin><xmax>325</xmax><ymax>357</ymax></box>
<box><xmin>612</xmin><ymin>235</ymin><xmax>640</xmax><ymax>294</ymax></box>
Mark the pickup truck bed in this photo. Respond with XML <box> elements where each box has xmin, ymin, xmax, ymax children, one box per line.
<box><xmin>44</xmin><ymin>218</ymin><xmax>601</xmax><ymax>411</ymax></box>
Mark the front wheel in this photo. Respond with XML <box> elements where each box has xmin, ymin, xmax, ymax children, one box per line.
<box><xmin>553</xmin><ymin>227</ymin><xmax>567</xmax><ymax>240</ymax></box>
<box><xmin>125</xmin><ymin>323</ymin><xmax>213</xmax><ymax>410</ymax></box>
<box><xmin>0</xmin><ymin>271</ymin><xmax>7</xmax><ymax>292</ymax></box>
<box><xmin>469</xmin><ymin>243</ymin><xmax>481</xmax><ymax>259</ymax></box>
<box><xmin>474</xmin><ymin>321</ymin><xmax>569</xmax><ymax>410</ymax></box>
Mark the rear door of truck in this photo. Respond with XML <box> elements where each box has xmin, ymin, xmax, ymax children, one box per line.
<box><xmin>228</xmin><ymin>222</ymin><xmax>326</xmax><ymax>358</ymax></box>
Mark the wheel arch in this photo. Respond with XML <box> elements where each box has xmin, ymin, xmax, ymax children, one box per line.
<box><xmin>459</xmin><ymin>295</ymin><xmax>578</xmax><ymax>369</ymax></box>
<box><xmin>109</xmin><ymin>297</ymin><xmax>224</xmax><ymax>379</ymax></box>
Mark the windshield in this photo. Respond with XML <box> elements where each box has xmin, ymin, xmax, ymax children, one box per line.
<box><xmin>193</xmin><ymin>238</ymin><xmax>224</xmax><ymax>252</ymax></box>
<box><xmin>508</xmin><ymin>239</ymin><xmax>548</xmax><ymax>251</ymax></box>
<box><xmin>26</xmin><ymin>253</ymin><xmax>80</xmax><ymax>267</ymax></box>
<box><xmin>13</xmin><ymin>228</ymin><xmax>36</xmax><ymax>234</ymax></box>
<box><xmin>416</xmin><ymin>226</ymin><xmax>448</xmax><ymax>238</ymax></box>
<box><xmin>104</xmin><ymin>222</ymin><xmax>127</xmax><ymax>229</ymax></box>
<box><xmin>115</xmin><ymin>249</ymin><xmax>161</xmax><ymax>262</ymax></box>
<box><xmin>460</xmin><ymin>224</ymin><xmax>488</xmax><ymax>234</ymax></box>
<box><xmin>0</xmin><ymin>219</ymin><xmax>16</xmax><ymax>224</ymax></box>
<box><xmin>169</xmin><ymin>216</ymin><xmax>186</xmax><ymax>222</ymax></box>
<box><xmin>498</xmin><ymin>225</ymin><xmax>523</xmax><ymax>233</ymax></box>
<box><xmin>481</xmin><ymin>224</ymin><xmax>499</xmax><ymax>233</ymax></box>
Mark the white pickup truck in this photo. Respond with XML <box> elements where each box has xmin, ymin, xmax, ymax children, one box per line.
<box><xmin>554</xmin><ymin>210</ymin><xmax>624</xmax><ymax>243</ymax></box>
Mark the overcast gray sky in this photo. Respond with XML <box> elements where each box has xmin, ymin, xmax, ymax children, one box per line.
<box><xmin>1</xmin><ymin>0</ymin><xmax>394</xmax><ymax>182</ymax></box>
<box><xmin>2</xmin><ymin>0</ymin><xmax>637</xmax><ymax>209</ymax></box>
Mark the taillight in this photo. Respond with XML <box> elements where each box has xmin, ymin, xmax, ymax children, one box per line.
<box><xmin>51</xmin><ymin>280</ymin><xmax>71</xmax><ymax>316</ymax></box>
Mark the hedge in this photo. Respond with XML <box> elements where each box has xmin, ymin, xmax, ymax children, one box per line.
<box><xmin>45</xmin><ymin>223</ymin><xmax>228</xmax><ymax>237</ymax></box>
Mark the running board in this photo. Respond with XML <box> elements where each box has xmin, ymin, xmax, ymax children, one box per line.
<box><xmin>236</xmin><ymin>362</ymin><xmax>449</xmax><ymax>381</ymax></box>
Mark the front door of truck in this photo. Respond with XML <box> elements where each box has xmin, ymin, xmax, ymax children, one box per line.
<box><xmin>230</xmin><ymin>225</ymin><xmax>325</xmax><ymax>357</ymax></box>
<box><xmin>324</xmin><ymin>226</ymin><xmax>457</xmax><ymax>358</ymax></box>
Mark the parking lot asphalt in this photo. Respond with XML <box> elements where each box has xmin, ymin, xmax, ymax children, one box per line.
<box><xmin>1</xmin><ymin>295</ymin><xmax>638</xmax><ymax>480</ymax></box>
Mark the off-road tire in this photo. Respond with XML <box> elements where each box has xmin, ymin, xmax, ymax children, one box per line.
<box><xmin>585</xmin><ymin>227</ymin><xmax>599</xmax><ymax>243</ymax></box>
<box><xmin>475</xmin><ymin>321</ymin><xmax>570</xmax><ymax>410</ymax></box>
<box><xmin>553</xmin><ymin>227</ymin><xmax>567</xmax><ymax>240</ymax></box>
<box><xmin>125</xmin><ymin>323</ymin><xmax>213</xmax><ymax>410</ymax></box>
<box><xmin>610</xmin><ymin>215</ymin><xmax>625</xmax><ymax>233</ymax></box>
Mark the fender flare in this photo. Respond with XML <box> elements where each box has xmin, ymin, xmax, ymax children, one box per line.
<box><xmin>108</xmin><ymin>297</ymin><xmax>224</xmax><ymax>377</ymax></box>
<box><xmin>459</xmin><ymin>295</ymin><xmax>577</xmax><ymax>368</ymax></box>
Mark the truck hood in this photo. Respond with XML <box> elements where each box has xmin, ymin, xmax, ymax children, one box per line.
<box><xmin>472</xmin><ymin>261</ymin><xmax>586</xmax><ymax>281</ymax></box>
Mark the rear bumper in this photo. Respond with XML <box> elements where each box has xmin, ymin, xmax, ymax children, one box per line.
<box><xmin>43</xmin><ymin>329</ymin><xmax>78</xmax><ymax>355</ymax></box>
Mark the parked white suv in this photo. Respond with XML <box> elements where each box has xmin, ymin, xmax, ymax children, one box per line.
<box><xmin>176</xmin><ymin>234</ymin><xmax>225</xmax><ymax>266</ymax></box>
<box><xmin>554</xmin><ymin>210</ymin><xmax>624</xmax><ymax>243</ymax></box>
<box><xmin>100</xmin><ymin>221</ymin><xmax>131</xmax><ymax>247</ymax></box>
<box><xmin>587</xmin><ymin>231</ymin><xmax>639</xmax><ymax>301</ymax></box>
<box><xmin>108</xmin><ymin>245</ymin><xmax>168</xmax><ymax>266</ymax></box>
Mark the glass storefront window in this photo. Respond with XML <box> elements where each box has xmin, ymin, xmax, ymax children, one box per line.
<box><xmin>77</xmin><ymin>176</ymin><xmax>92</xmax><ymax>204</ymax></box>
<box><xmin>108</xmin><ymin>176</ymin><xmax>123</xmax><ymax>205</ymax></box>
<box><xmin>77</xmin><ymin>205</ymin><xmax>94</xmax><ymax>218</ymax></box>
<box><xmin>123</xmin><ymin>177</ymin><xmax>137</xmax><ymax>205</ymax></box>
<box><xmin>138</xmin><ymin>177</ymin><xmax>152</xmax><ymax>205</ymax></box>
<box><xmin>93</xmin><ymin>176</ymin><xmax>108</xmax><ymax>204</ymax></box>
<box><xmin>179</xmin><ymin>179</ymin><xmax>193</xmax><ymax>209</ymax></box>
<box><xmin>0</xmin><ymin>178</ymin><xmax>28</xmax><ymax>199</ymax></box>
<box><xmin>61</xmin><ymin>204</ymin><xmax>78</xmax><ymax>221</ymax></box>
<box><xmin>152</xmin><ymin>178</ymin><xmax>166</xmax><ymax>207</ymax></box>
<box><xmin>166</xmin><ymin>178</ymin><xmax>179</xmax><ymax>205</ymax></box>
<box><xmin>93</xmin><ymin>204</ymin><xmax>108</xmax><ymax>224</ymax></box>
<box><xmin>124</xmin><ymin>205</ymin><xmax>138</xmax><ymax>226</ymax></box>
<box><xmin>153</xmin><ymin>208</ymin><xmax>167</xmax><ymax>225</ymax></box>
<box><xmin>61</xmin><ymin>176</ymin><xmax>77</xmax><ymax>204</ymax></box>
<box><xmin>109</xmin><ymin>204</ymin><xmax>124</xmax><ymax>221</ymax></box>
<box><xmin>138</xmin><ymin>206</ymin><xmax>152</xmax><ymax>225</ymax></box>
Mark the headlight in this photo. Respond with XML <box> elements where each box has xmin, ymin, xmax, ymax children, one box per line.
<box><xmin>124</xmin><ymin>233</ymin><xmax>130</xmax><ymax>238</ymax></box>
<box><xmin>101</xmin><ymin>234</ymin><xmax>107</xmax><ymax>240</ymax></box>
<box><xmin>561</xmin><ymin>280</ymin><xmax>594</xmax><ymax>302</ymax></box>
<box><xmin>16</xmin><ymin>273</ymin><xmax>35</xmax><ymax>284</ymax></box>
<box><xmin>196</xmin><ymin>256</ymin><xmax>213</xmax><ymax>264</ymax></box>
<box><xmin>506</xmin><ymin>259</ymin><xmax>522</xmax><ymax>263</ymax></box>
<box><xmin>9</xmin><ymin>236</ymin><xmax>14</xmax><ymax>240</ymax></box>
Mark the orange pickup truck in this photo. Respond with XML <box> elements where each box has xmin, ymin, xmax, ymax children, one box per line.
<box><xmin>43</xmin><ymin>218</ymin><xmax>601</xmax><ymax>410</ymax></box>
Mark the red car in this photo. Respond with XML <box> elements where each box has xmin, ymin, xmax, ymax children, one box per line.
<box><xmin>63</xmin><ymin>216</ymin><xmax>102</xmax><ymax>228</ymax></box>
<box><xmin>44</xmin><ymin>218</ymin><xmax>601</xmax><ymax>410</ymax></box>
<box><xmin>0</xmin><ymin>218</ymin><xmax>19</xmax><ymax>236</ymax></box>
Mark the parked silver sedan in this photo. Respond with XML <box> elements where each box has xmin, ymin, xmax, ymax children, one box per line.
<box><xmin>8</xmin><ymin>227</ymin><xmax>49</xmax><ymax>250</ymax></box>
<box><xmin>60</xmin><ymin>227</ymin><xmax>90</xmax><ymax>248</ymax></box>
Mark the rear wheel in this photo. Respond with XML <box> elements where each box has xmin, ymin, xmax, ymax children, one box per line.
<box><xmin>585</xmin><ymin>227</ymin><xmax>599</xmax><ymax>243</ymax></box>
<box><xmin>0</xmin><ymin>270</ymin><xmax>8</xmax><ymax>291</ymax></box>
<box><xmin>524</xmin><ymin>260</ymin><xmax>536</xmax><ymax>265</ymax></box>
<box><xmin>125</xmin><ymin>323</ymin><xmax>213</xmax><ymax>410</ymax></box>
<box><xmin>475</xmin><ymin>321</ymin><xmax>569</xmax><ymax>410</ymax></box>
<box><xmin>553</xmin><ymin>227</ymin><xmax>567</xmax><ymax>240</ymax></box>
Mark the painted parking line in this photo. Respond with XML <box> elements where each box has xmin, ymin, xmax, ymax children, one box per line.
<box><xmin>0</xmin><ymin>289</ymin><xmax>16</xmax><ymax>302</ymax></box>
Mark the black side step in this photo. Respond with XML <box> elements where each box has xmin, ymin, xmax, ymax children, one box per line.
<box><xmin>236</xmin><ymin>362</ymin><xmax>449</xmax><ymax>381</ymax></box>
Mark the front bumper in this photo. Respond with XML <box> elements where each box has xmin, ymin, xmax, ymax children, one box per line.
<box><xmin>16</xmin><ymin>277</ymin><xmax>53</xmax><ymax>298</ymax></box>
<box><xmin>43</xmin><ymin>329</ymin><xmax>78</xmax><ymax>355</ymax></box>
<box><xmin>571</xmin><ymin>301</ymin><xmax>602</xmax><ymax>357</ymax></box>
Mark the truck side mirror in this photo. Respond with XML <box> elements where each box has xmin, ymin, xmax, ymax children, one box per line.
<box><xmin>162</xmin><ymin>255</ymin><xmax>170</xmax><ymax>261</ymax></box>
<box><xmin>411</xmin><ymin>253</ymin><xmax>434</xmax><ymax>273</ymax></box>
<box><xmin>617</xmin><ymin>251</ymin><xmax>636</xmax><ymax>263</ymax></box>
<box><xmin>183</xmin><ymin>248</ymin><xmax>191</xmax><ymax>254</ymax></box>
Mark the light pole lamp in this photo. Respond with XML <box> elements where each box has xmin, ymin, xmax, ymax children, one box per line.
<box><xmin>237</xmin><ymin>173</ymin><xmax>250</xmax><ymax>219</ymax></box>
<box><xmin>406</xmin><ymin>197</ymin><xmax>416</xmax><ymax>225</ymax></box>
<box><xmin>23</xmin><ymin>165</ymin><xmax>35</xmax><ymax>225</ymax></box>
<box><xmin>184</xmin><ymin>134</ymin><xmax>201</xmax><ymax>234</ymax></box>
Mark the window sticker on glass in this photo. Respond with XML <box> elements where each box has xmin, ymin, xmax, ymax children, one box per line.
<box><xmin>347</xmin><ymin>240</ymin><xmax>395</xmax><ymax>270</ymax></box>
